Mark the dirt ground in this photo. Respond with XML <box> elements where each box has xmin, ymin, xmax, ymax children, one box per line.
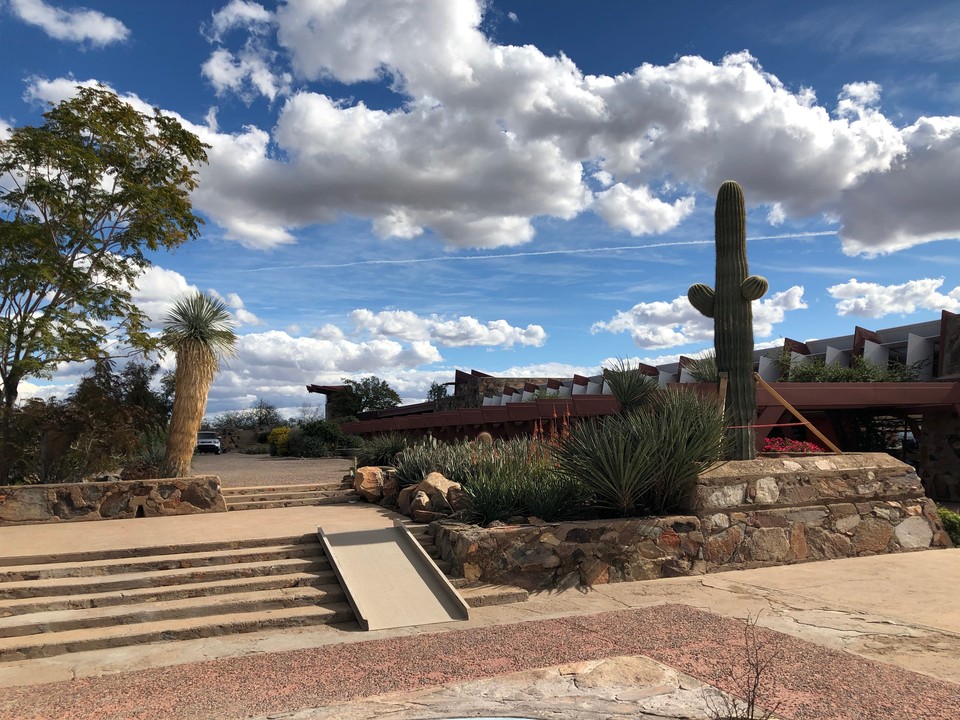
<box><xmin>190</xmin><ymin>452</ymin><xmax>353</xmax><ymax>487</ymax></box>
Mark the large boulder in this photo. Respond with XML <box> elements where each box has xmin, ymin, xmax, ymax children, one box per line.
<box><xmin>397</xmin><ymin>485</ymin><xmax>418</xmax><ymax>515</ymax></box>
<box><xmin>353</xmin><ymin>466</ymin><xmax>384</xmax><ymax>503</ymax></box>
<box><xmin>394</xmin><ymin>471</ymin><xmax>466</xmax><ymax>521</ymax></box>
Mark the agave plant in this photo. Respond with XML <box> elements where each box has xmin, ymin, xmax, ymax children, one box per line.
<box><xmin>555</xmin><ymin>388</ymin><xmax>725</xmax><ymax>517</ymax></box>
<box><xmin>602</xmin><ymin>358</ymin><xmax>659</xmax><ymax>415</ymax></box>
<box><xmin>355</xmin><ymin>431</ymin><xmax>409</xmax><ymax>467</ymax></box>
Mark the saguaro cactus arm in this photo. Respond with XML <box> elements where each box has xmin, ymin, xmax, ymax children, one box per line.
<box><xmin>741</xmin><ymin>275</ymin><xmax>769</xmax><ymax>301</ymax></box>
<box><xmin>688</xmin><ymin>283</ymin><xmax>716</xmax><ymax>317</ymax></box>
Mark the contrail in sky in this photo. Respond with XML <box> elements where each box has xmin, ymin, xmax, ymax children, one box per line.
<box><xmin>244</xmin><ymin>230</ymin><xmax>836</xmax><ymax>272</ymax></box>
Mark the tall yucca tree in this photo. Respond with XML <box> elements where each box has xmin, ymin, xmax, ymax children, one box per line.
<box><xmin>160</xmin><ymin>292</ymin><xmax>236</xmax><ymax>477</ymax></box>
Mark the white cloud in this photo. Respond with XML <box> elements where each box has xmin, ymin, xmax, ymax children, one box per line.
<box><xmin>131</xmin><ymin>265</ymin><xmax>262</xmax><ymax>328</ymax></box>
<box><xmin>202</xmin><ymin>47</ymin><xmax>291</xmax><ymax>102</ymax></box>
<box><xmin>753</xmin><ymin>286</ymin><xmax>808</xmax><ymax>336</ymax></box>
<box><xmin>208</xmin><ymin>289</ymin><xmax>263</xmax><ymax>326</ymax></box>
<box><xmin>594</xmin><ymin>183</ymin><xmax>695</xmax><ymax>236</ymax></box>
<box><xmin>828</xmin><ymin>277</ymin><xmax>960</xmax><ymax>317</ymax></box>
<box><xmin>22</xmin><ymin>0</ymin><xmax>960</xmax><ymax>254</ymax></box>
<box><xmin>9</xmin><ymin>0</ymin><xmax>129</xmax><ymax>46</ymax></box>
<box><xmin>201</xmin><ymin>329</ymin><xmax>444</xmax><ymax>414</ymax></box>
<box><xmin>350</xmin><ymin>309</ymin><xmax>547</xmax><ymax>347</ymax></box>
<box><xmin>205</xmin><ymin>0</ymin><xmax>273</xmax><ymax>42</ymax></box>
<box><xmin>131</xmin><ymin>266</ymin><xmax>198</xmax><ymax>328</ymax></box>
<box><xmin>766</xmin><ymin>203</ymin><xmax>786</xmax><ymax>226</ymax></box>
<box><xmin>838</xmin><ymin>116</ymin><xmax>960</xmax><ymax>255</ymax></box>
<box><xmin>592</xmin><ymin>286</ymin><xmax>806</xmax><ymax>349</ymax></box>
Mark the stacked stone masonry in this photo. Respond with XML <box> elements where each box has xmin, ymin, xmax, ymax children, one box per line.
<box><xmin>430</xmin><ymin>453</ymin><xmax>952</xmax><ymax>590</ymax></box>
<box><xmin>0</xmin><ymin>476</ymin><xmax>226</xmax><ymax>525</ymax></box>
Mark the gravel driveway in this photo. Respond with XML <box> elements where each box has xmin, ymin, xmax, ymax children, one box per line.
<box><xmin>190</xmin><ymin>453</ymin><xmax>353</xmax><ymax>487</ymax></box>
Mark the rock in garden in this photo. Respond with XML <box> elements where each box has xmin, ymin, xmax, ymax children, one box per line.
<box><xmin>353</xmin><ymin>466</ymin><xmax>383</xmax><ymax>503</ymax></box>
<box><xmin>397</xmin><ymin>485</ymin><xmax>417</xmax><ymax>515</ymax></box>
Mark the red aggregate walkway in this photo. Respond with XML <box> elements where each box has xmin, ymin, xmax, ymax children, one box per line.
<box><xmin>4</xmin><ymin>605</ymin><xmax>958</xmax><ymax>720</ymax></box>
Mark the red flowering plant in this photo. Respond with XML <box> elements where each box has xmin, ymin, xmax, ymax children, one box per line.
<box><xmin>762</xmin><ymin>437</ymin><xmax>826</xmax><ymax>454</ymax></box>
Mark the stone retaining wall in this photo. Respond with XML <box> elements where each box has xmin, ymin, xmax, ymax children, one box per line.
<box><xmin>0</xmin><ymin>476</ymin><xmax>226</xmax><ymax>525</ymax></box>
<box><xmin>431</xmin><ymin>453</ymin><xmax>952</xmax><ymax>590</ymax></box>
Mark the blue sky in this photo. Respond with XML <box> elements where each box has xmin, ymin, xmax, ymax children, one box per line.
<box><xmin>2</xmin><ymin>0</ymin><xmax>959</xmax><ymax>417</ymax></box>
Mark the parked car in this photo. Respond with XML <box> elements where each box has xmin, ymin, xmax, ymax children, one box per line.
<box><xmin>196</xmin><ymin>431</ymin><xmax>222</xmax><ymax>454</ymax></box>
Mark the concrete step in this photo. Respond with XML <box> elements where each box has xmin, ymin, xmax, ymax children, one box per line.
<box><xmin>0</xmin><ymin>570</ymin><xmax>338</xmax><ymax>613</ymax></box>
<box><xmin>0</xmin><ymin>603</ymin><xmax>356</xmax><ymax>661</ymax></box>
<box><xmin>0</xmin><ymin>584</ymin><xmax>346</xmax><ymax>638</ymax></box>
<box><xmin>223</xmin><ymin>490</ymin><xmax>344</xmax><ymax>503</ymax></box>
<box><xmin>459</xmin><ymin>583</ymin><xmax>529</xmax><ymax>608</ymax></box>
<box><xmin>225</xmin><ymin>494</ymin><xmax>358</xmax><ymax>511</ymax></box>
<box><xmin>0</xmin><ymin>534</ymin><xmax>318</xmax><ymax>567</ymax></box>
<box><xmin>1</xmin><ymin>557</ymin><xmax>331</xmax><ymax>599</ymax></box>
<box><xmin>224</xmin><ymin>483</ymin><xmax>349</xmax><ymax>495</ymax></box>
<box><xmin>0</xmin><ymin>543</ymin><xmax>324</xmax><ymax>582</ymax></box>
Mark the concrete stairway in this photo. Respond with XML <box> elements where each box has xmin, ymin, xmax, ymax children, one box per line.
<box><xmin>0</xmin><ymin>524</ymin><xmax>527</xmax><ymax>661</ymax></box>
<box><xmin>0</xmin><ymin>534</ymin><xmax>353</xmax><ymax>661</ymax></box>
<box><xmin>222</xmin><ymin>481</ymin><xmax>358</xmax><ymax>511</ymax></box>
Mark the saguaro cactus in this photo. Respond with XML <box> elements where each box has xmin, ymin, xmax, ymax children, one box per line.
<box><xmin>688</xmin><ymin>181</ymin><xmax>768</xmax><ymax>460</ymax></box>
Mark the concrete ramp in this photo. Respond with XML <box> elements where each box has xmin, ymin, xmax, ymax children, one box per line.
<box><xmin>317</xmin><ymin>520</ymin><xmax>469</xmax><ymax>631</ymax></box>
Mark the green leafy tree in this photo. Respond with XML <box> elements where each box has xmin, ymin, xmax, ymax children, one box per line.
<box><xmin>0</xmin><ymin>85</ymin><xmax>208</xmax><ymax>481</ymax></box>
<box><xmin>327</xmin><ymin>376</ymin><xmax>402</xmax><ymax>418</ymax></box>
<box><xmin>161</xmin><ymin>293</ymin><xmax>236</xmax><ymax>477</ymax></box>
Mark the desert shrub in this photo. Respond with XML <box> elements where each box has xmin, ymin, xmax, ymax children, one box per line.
<box><xmin>125</xmin><ymin>427</ymin><xmax>167</xmax><ymax>475</ymax></box>
<box><xmin>356</xmin><ymin>432</ymin><xmax>408</xmax><ymax>466</ymax></box>
<box><xmin>555</xmin><ymin>388</ymin><xmax>725</xmax><ymax>517</ymax></box>
<box><xmin>455</xmin><ymin>437</ymin><xmax>585</xmax><ymax>523</ymax></box>
<box><xmin>773</xmin><ymin>352</ymin><xmax>920</xmax><ymax>383</ymax></box>
<box><xmin>461</xmin><ymin>466</ymin><xmax>522</xmax><ymax>525</ymax></box>
<box><xmin>285</xmin><ymin>427</ymin><xmax>329</xmax><ymax>457</ymax></box>
<box><xmin>395</xmin><ymin>440</ymin><xmax>444</xmax><ymax>486</ymax></box>
<box><xmin>267</xmin><ymin>426</ymin><xmax>291</xmax><ymax>456</ymax></box>
<box><xmin>393</xmin><ymin>435</ymin><xmax>584</xmax><ymax>523</ymax></box>
<box><xmin>340</xmin><ymin>434</ymin><xmax>366</xmax><ymax>448</ymax></box>
<box><xmin>298</xmin><ymin>419</ymin><xmax>344</xmax><ymax>446</ymax></box>
<box><xmin>938</xmin><ymin>507</ymin><xmax>960</xmax><ymax>546</ymax></box>
<box><xmin>241</xmin><ymin>444</ymin><xmax>270</xmax><ymax>455</ymax></box>
<box><xmin>522</xmin><ymin>467</ymin><xmax>587</xmax><ymax>522</ymax></box>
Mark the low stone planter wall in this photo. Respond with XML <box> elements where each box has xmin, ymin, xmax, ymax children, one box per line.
<box><xmin>0</xmin><ymin>476</ymin><xmax>226</xmax><ymax>525</ymax></box>
<box><xmin>431</xmin><ymin>453</ymin><xmax>952</xmax><ymax>590</ymax></box>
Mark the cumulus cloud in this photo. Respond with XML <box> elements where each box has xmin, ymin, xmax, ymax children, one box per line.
<box><xmin>828</xmin><ymin>277</ymin><xmax>960</xmax><ymax>317</ymax></box>
<box><xmin>208</xmin><ymin>289</ymin><xmax>263</xmax><ymax>326</ymax></box>
<box><xmin>24</xmin><ymin>0</ymin><xmax>960</xmax><ymax>253</ymax></box>
<box><xmin>838</xmin><ymin>117</ymin><xmax>960</xmax><ymax>255</ymax></box>
<box><xmin>204</xmin><ymin>0</ymin><xmax>272</xmax><ymax>42</ymax></box>
<box><xmin>201</xmin><ymin>329</ymin><xmax>443</xmax><ymax>413</ymax></box>
<box><xmin>592</xmin><ymin>286</ymin><xmax>806</xmax><ymax>349</ymax></box>
<box><xmin>202</xmin><ymin>47</ymin><xmax>291</xmax><ymax>102</ymax></box>
<box><xmin>201</xmin><ymin>1</ymin><xmax>289</xmax><ymax>103</ymax></box>
<box><xmin>350</xmin><ymin>309</ymin><xmax>547</xmax><ymax>348</ymax></box>
<box><xmin>594</xmin><ymin>183</ymin><xmax>696</xmax><ymax>236</ymax></box>
<box><xmin>131</xmin><ymin>265</ymin><xmax>262</xmax><ymax>328</ymax></box>
<box><xmin>9</xmin><ymin>0</ymin><xmax>129</xmax><ymax>46</ymax></box>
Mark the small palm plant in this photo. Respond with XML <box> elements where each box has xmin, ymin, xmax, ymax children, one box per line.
<box><xmin>160</xmin><ymin>292</ymin><xmax>236</xmax><ymax>477</ymax></box>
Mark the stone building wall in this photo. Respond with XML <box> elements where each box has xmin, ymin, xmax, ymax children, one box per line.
<box><xmin>431</xmin><ymin>453</ymin><xmax>952</xmax><ymax>590</ymax></box>
<box><xmin>0</xmin><ymin>476</ymin><xmax>226</xmax><ymax>525</ymax></box>
<box><xmin>919</xmin><ymin>410</ymin><xmax>960</xmax><ymax>502</ymax></box>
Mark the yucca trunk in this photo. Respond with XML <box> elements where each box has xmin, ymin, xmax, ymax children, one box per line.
<box><xmin>161</xmin><ymin>341</ymin><xmax>217</xmax><ymax>477</ymax></box>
